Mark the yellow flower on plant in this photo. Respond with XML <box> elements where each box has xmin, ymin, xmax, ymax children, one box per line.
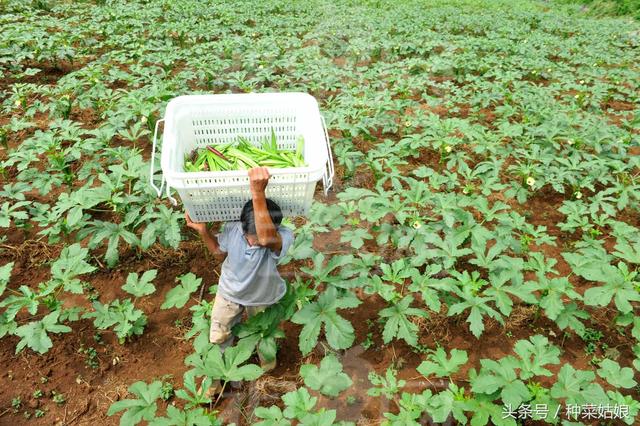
<box><xmin>445</xmin><ymin>145</ymin><xmax>452</xmax><ymax>153</ymax></box>
<box><xmin>526</xmin><ymin>177</ymin><xmax>535</xmax><ymax>187</ymax></box>
<box><xmin>412</xmin><ymin>220</ymin><xmax>422</xmax><ymax>229</ymax></box>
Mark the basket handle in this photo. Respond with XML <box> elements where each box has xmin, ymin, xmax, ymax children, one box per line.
<box><xmin>320</xmin><ymin>115</ymin><xmax>334</xmax><ymax>196</ymax></box>
<box><xmin>165</xmin><ymin>179</ymin><xmax>177</xmax><ymax>206</ymax></box>
<box><xmin>150</xmin><ymin>118</ymin><xmax>165</xmax><ymax>196</ymax></box>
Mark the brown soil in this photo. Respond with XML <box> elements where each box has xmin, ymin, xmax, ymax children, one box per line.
<box><xmin>418</xmin><ymin>102</ymin><xmax>449</xmax><ymax>118</ymax></box>
<box><xmin>601</xmin><ymin>100</ymin><xmax>636</xmax><ymax>112</ymax></box>
<box><xmin>0</xmin><ymin>249</ymin><xmax>204</xmax><ymax>426</ymax></box>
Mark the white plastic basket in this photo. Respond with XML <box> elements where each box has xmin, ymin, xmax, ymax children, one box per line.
<box><xmin>150</xmin><ymin>93</ymin><xmax>334</xmax><ymax>222</ymax></box>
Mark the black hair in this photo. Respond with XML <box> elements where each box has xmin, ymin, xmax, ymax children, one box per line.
<box><xmin>240</xmin><ymin>198</ymin><xmax>283</xmax><ymax>235</ymax></box>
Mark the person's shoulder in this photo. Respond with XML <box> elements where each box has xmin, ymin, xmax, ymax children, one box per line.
<box><xmin>278</xmin><ymin>225</ymin><xmax>294</xmax><ymax>238</ymax></box>
<box><xmin>223</xmin><ymin>221</ymin><xmax>242</xmax><ymax>232</ymax></box>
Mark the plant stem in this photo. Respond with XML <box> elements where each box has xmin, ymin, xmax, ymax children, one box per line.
<box><xmin>213</xmin><ymin>380</ymin><xmax>227</xmax><ymax>407</ymax></box>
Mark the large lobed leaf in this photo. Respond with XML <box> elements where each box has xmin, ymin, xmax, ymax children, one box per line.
<box><xmin>300</xmin><ymin>354</ymin><xmax>352</xmax><ymax>398</ymax></box>
<box><xmin>291</xmin><ymin>286</ymin><xmax>361</xmax><ymax>355</ymax></box>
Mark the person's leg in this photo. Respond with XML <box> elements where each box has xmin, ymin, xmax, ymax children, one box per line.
<box><xmin>209</xmin><ymin>291</ymin><xmax>244</xmax><ymax>351</ymax></box>
<box><xmin>246</xmin><ymin>304</ymin><xmax>277</xmax><ymax>372</ymax></box>
<box><xmin>203</xmin><ymin>292</ymin><xmax>244</xmax><ymax>397</ymax></box>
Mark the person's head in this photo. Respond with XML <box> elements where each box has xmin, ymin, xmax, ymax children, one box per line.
<box><xmin>240</xmin><ymin>198</ymin><xmax>283</xmax><ymax>246</ymax></box>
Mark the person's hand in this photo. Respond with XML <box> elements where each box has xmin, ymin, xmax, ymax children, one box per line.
<box><xmin>248</xmin><ymin>167</ymin><xmax>270</xmax><ymax>196</ymax></box>
<box><xmin>185</xmin><ymin>212</ymin><xmax>207</xmax><ymax>234</ymax></box>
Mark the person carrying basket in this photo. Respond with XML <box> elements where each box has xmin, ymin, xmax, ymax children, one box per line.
<box><xmin>184</xmin><ymin>166</ymin><xmax>294</xmax><ymax>396</ymax></box>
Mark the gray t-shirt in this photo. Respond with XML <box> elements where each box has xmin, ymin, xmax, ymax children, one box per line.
<box><xmin>215</xmin><ymin>221</ymin><xmax>294</xmax><ymax>306</ymax></box>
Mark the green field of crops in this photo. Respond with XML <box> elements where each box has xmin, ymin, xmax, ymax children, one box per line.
<box><xmin>1</xmin><ymin>0</ymin><xmax>639</xmax><ymax>424</ymax></box>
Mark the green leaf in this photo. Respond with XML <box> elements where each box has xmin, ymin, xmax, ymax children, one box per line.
<box><xmin>407</xmin><ymin>265</ymin><xmax>445</xmax><ymax>312</ymax></box>
<box><xmin>0</xmin><ymin>261</ymin><xmax>13</xmax><ymax>297</ymax></box>
<box><xmin>161</xmin><ymin>273</ymin><xmax>201</xmax><ymax>309</ymax></box>
<box><xmin>148</xmin><ymin>405</ymin><xmax>211</xmax><ymax>426</ymax></box>
<box><xmin>107</xmin><ymin>380</ymin><xmax>163</xmax><ymax>425</ymax></box>
<box><xmin>80</xmin><ymin>219</ymin><xmax>141</xmax><ymax>267</ymax></box>
<box><xmin>471</xmin><ymin>357</ymin><xmax>530</xmax><ymax>408</ymax></box>
<box><xmin>633</xmin><ymin>317</ymin><xmax>640</xmax><ymax>341</ymax></box>
<box><xmin>612</xmin><ymin>238</ymin><xmax>640</xmax><ymax>264</ymax></box>
<box><xmin>384</xmin><ymin>390</ymin><xmax>431</xmax><ymax>425</ymax></box>
<box><xmin>0</xmin><ymin>313</ymin><xmax>17</xmax><ymax>338</ymax></box>
<box><xmin>463</xmin><ymin>393</ymin><xmax>517</xmax><ymax>426</ymax></box>
<box><xmin>554</xmin><ymin>302</ymin><xmax>589</xmax><ymax>335</ymax></box>
<box><xmin>50</xmin><ymin>244</ymin><xmax>96</xmax><ymax>294</ymax></box>
<box><xmin>291</xmin><ymin>287</ymin><xmax>361</xmax><ymax>355</ymax></box>
<box><xmin>606</xmin><ymin>390</ymin><xmax>640</xmax><ymax>425</ymax></box>
<box><xmin>141</xmin><ymin>225</ymin><xmax>157</xmax><ymax>250</ymax></box>
<box><xmin>122</xmin><ymin>270</ymin><xmax>157</xmax><ymax>297</ymax></box>
<box><xmin>299</xmin><ymin>409</ymin><xmax>337</xmax><ymax>426</ymax></box>
<box><xmin>426</xmin><ymin>383</ymin><xmax>468</xmax><ymax>424</ymax></box>
<box><xmin>15</xmin><ymin>311</ymin><xmax>71</xmax><ymax>354</ymax></box>
<box><xmin>282</xmin><ymin>387</ymin><xmax>317</xmax><ymax>420</ymax></box>
<box><xmin>378</xmin><ymin>295</ymin><xmax>427</xmax><ymax>346</ymax></box>
<box><xmin>300</xmin><ymin>354</ymin><xmax>352</xmax><ymax>397</ymax></box>
<box><xmin>417</xmin><ymin>347</ymin><xmax>468</xmax><ymax>378</ymax></box>
<box><xmin>562</xmin><ymin>248</ymin><xmax>611</xmax><ymax>282</ymax></box>
<box><xmin>550</xmin><ymin>364</ymin><xmax>606</xmax><ymax>406</ymax></box>
<box><xmin>340</xmin><ymin>228</ymin><xmax>372</xmax><ymax>249</ymax></box>
<box><xmin>446</xmin><ymin>272</ymin><xmax>504</xmax><ymax>338</ymax></box>
<box><xmin>83</xmin><ymin>299</ymin><xmax>147</xmax><ymax>342</ymax></box>
<box><xmin>254</xmin><ymin>406</ymin><xmax>290</xmax><ymax>426</ymax></box>
<box><xmin>513</xmin><ymin>335</ymin><xmax>560</xmax><ymax>379</ymax></box>
<box><xmin>174</xmin><ymin>370</ymin><xmax>212</xmax><ymax>408</ymax></box>
<box><xmin>597</xmin><ymin>359</ymin><xmax>637</xmax><ymax>389</ymax></box>
<box><xmin>367</xmin><ymin>368</ymin><xmax>406</xmax><ymax>399</ymax></box>
<box><xmin>582</xmin><ymin>262</ymin><xmax>640</xmax><ymax>314</ymax></box>
<box><xmin>185</xmin><ymin>339</ymin><xmax>263</xmax><ymax>383</ymax></box>
<box><xmin>83</xmin><ymin>300</ymin><xmax>118</xmax><ymax>329</ymax></box>
<box><xmin>484</xmin><ymin>271</ymin><xmax>536</xmax><ymax>315</ymax></box>
<box><xmin>300</xmin><ymin>252</ymin><xmax>353</xmax><ymax>286</ymax></box>
<box><xmin>0</xmin><ymin>285</ymin><xmax>38</xmax><ymax>321</ymax></box>
<box><xmin>66</xmin><ymin>206</ymin><xmax>83</xmax><ymax>227</ymax></box>
<box><xmin>234</xmin><ymin>299</ymin><xmax>288</xmax><ymax>364</ymax></box>
<box><xmin>59</xmin><ymin>306</ymin><xmax>83</xmax><ymax>322</ymax></box>
<box><xmin>534</xmin><ymin>276</ymin><xmax>580</xmax><ymax>321</ymax></box>
<box><xmin>632</xmin><ymin>344</ymin><xmax>640</xmax><ymax>373</ymax></box>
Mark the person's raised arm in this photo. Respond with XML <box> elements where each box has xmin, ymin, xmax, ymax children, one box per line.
<box><xmin>185</xmin><ymin>212</ymin><xmax>225</xmax><ymax>256</ymax></box>
<box><xmin>248</xmin><ymin>167</ymin><xmax>282</xmax><ymax>254</ymax></box>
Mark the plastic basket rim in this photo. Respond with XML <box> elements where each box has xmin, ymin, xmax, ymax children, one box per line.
<box><xmin>163</xmin><ymin>92</ymin><xmax>320</xmax><ymax>109</ymax></box>
<box><xmin>161</xmin><ymin>93</ymin><xmax>326</xmax><ymax>172</ymax></box>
